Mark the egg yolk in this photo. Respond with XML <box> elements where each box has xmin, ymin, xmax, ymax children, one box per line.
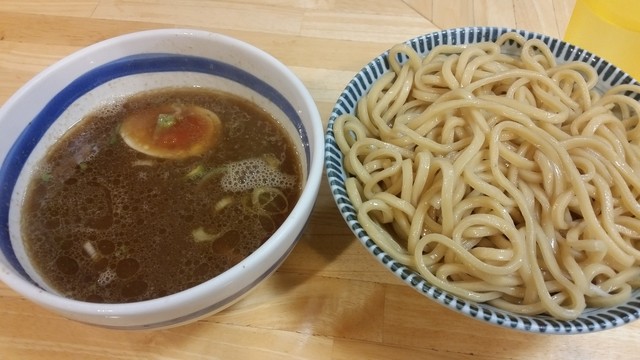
<box><xmin>119</xmin><ymin>103</ymin><xmax>221</xmax><ymax>159</ymax></box>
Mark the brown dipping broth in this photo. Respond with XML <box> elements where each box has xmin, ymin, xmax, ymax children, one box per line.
<box><xmin>20</xmin><ymin>88</ymin><xmax>302</xmax><ymax>303</ymax></box>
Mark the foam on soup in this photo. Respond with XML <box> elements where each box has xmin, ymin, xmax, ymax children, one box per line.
<box><xmin>20</xmin><ymin>87</ymin><xmax>302</xmax><ymax>303</ymax></box>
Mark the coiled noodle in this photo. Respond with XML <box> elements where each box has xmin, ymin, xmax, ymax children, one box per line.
<box><xmin>334</xmin><ymin>32</ymin><xmax>640</xmax><ymax>320</ymax></box>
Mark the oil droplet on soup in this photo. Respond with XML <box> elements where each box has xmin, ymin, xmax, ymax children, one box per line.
<box><xmin>21</xmin><ymin>87</ymin><xmax>302</xmax><ymax>303</ymax></box>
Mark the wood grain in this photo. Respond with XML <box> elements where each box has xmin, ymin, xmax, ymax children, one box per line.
<box><xmin>2</xmin><ymin>1</ymin><xmax>638</xmax><ymax>359</ymax></box>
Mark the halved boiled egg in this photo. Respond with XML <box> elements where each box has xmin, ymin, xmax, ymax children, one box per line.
<box><xmin>119</xmin><ymin>103</ymin><xmax>221</xmax><ymax>159</ymax></box>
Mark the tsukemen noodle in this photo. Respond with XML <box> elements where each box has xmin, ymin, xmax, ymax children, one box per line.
<box><xmin>334</xmin><ymin>32</ymin><xmax>640</xmax><ymax>320</ymax></box>
<box><xmin>21</xmin><ymin>87</ymin><xmax>302</xmax><ymax>303</ymax></box>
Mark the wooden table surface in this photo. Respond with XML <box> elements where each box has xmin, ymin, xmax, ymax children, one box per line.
<box><xmin>1</xmin><ymin>1</ymin><xmax>638</xmax><ymax>359</ymax></box>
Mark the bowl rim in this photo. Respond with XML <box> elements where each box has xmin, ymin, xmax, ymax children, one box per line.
<box><xmin>0</xmin><ymin>28</ymin><xmax>324</xmax><ymax>329</ymax></box>
<box><xmin>324</xmin><ymin>26</ymin><xmax>640</xmax><ymax>334</ymax></box>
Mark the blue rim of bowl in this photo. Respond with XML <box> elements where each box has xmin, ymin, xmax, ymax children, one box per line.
<box><xmin>325</xmin><ymin>26</ymin><xmax>640</xmax><ymax>334</ymax></box>
<box><xmin>0</xmin><ymin>53</ymin><xmax>309</xmax><ymax>283</ymax></box>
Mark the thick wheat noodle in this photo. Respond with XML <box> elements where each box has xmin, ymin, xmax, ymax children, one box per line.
<box><xmin>333</xmin><ymin>32</ymin><xmax>640</xmax><ymax>320</ymax></box>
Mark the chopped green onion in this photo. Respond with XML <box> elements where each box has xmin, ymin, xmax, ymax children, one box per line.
<box><xmin>132</xmin><ymin>159</ymin><xmax>155</xmax><ymax>167</ymax></box>
<box><xmin>214</xmin><ymin>196</ymin><xmax>234</xmax><ymax>212</ymax></box>
<box><xmin>262</xmin><ymin>153</ymin><xmax>281</xmax><ymax>168</ymax></box>
<box><xmin>83</xmin><ymin>241</ymin><xmax>100</xmax><ymax>261</ymax></box>
<box><xmin>109</xmin><ymin>124</ymin><xmax>121</xmax><ymax>145</ymax></box>
<box><xmin>40</xmin><ymin>172</ymin><xmax>53</xmax><ymax>182</ymax></box>
<box><xmin>194</xmin><ymin>166</ymin><xmax>228</xmax><ymax>187</ymax></box>
<box><xmin>186</xmin><ymin>164</ymin><xmax>207</xmax><ymax>180</ymax></box>
<box><xmin>157</xmin><ymin>113</ymin><xmax>177</xmax><ymax>128</ymax></box>
<box><xmin>192</xmin><ymin>227</ymin><xmax>224</xmax><ymax>243</ymax></box>
<box><xmin>251</xmin><ymin>187</ymin><xmax>288</xmax><ymax>215</ymax></box>
<box><xmin>114</xmin><ymin>244</ymin><xmax>128</xmax><ymax>259</ymax></box>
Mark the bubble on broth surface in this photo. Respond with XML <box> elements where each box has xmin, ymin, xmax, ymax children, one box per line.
<box><xmin>97</xmin><ymin>268</ymin><xmax>116</xmax><ymax>287</ymax></box>
<box><xmin>116</xmin><ymin>258</ymin><xmax>140</xmax><ymax>279</ymax></box>
<box><xmin>221</xmin><ymin>157</ymin><xmax>297</xmax><ymax>192</ymax></box>
<box><xmin>55</xmin><ymin>256</ymin><xmax>79</xmax><ymax>275</ymax></box>
<box><xmin>121</xmin><ymin>279</ymin><xmax>148</xmax><ymax>298</ymax></box>
<box><xmin>94</xmin><ymin>97</ymin><xmax>125</xmax><ymax>118</ymax></box>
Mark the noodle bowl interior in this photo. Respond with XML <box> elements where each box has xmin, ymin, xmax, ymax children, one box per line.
<box><xmin>21</xmin><ymin>87</ymin><xmax>302</xmax><ymax>303</ymax></box>
<box><xmin>334</xmin><ymin>32</ymin><xmax>640</xmax><ymax>320</ymax></box>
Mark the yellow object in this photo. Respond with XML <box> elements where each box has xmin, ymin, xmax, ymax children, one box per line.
<box><xmin>564</xmin><ymin>0</ymin><xmax>640</xmax><ymax>80</ymax></box>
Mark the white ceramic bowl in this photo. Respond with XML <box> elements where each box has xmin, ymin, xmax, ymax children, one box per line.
<box><xmin>0</xmin><ymin>29</ymin><xmax>324</xmax><ymax>329</ymax></box>
<box><xmin>325</xmin><ymin>27</ymin><xmax>640</xmax><ymax>334</ymax></box>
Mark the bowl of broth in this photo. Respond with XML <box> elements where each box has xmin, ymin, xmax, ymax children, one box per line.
<box><xmin>0</xmin><ymin>29</ymin><xmax>324</xmax><ymax>329</ymax></box>
<box><xmin>325</xmin><ymin>27</ymin><xmax>640</xmax><ymax>334</ymax></box>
